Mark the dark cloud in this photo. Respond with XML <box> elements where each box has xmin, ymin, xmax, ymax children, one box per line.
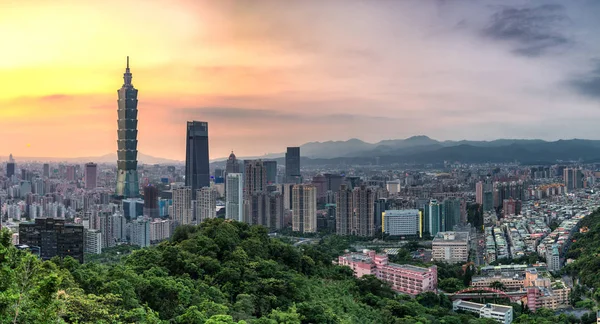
<box><xmin>570</xmin><ymin>61</ymin><xmax>600</xmax><ymax>99</ymax></box>
<box><xmin>483</xmin><ymin>4</ymin><xmax>572</xmax><ymax>57</ymax></box>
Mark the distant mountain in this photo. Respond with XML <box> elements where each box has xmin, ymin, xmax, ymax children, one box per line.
<box><xmin>0</xmin><ymin>153</ymin><xmax>183</xmax><ymax>165</ymax></box>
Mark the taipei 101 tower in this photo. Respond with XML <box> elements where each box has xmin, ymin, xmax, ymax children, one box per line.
<box><xmin>115</xmin><ymin>56</ymin><xmax>140</xmax><ymax>198</ymax></box>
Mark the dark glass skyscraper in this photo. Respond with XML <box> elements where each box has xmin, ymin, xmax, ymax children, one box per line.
<box><xmin>285</xmin><ymin>147</ymin><xmax>301</xmax><ymax>183</ymax></box>
<box><xmin>116</xmin><ymin>57</ymin><xmax>140</xmax><ymax>198</ymax></box>
<box><xmin>185</xmin><ymin>121</ymin><xmax>210</xmax><ymax>191</ymax></box>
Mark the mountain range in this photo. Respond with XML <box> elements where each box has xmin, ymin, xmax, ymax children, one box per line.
<box><xmin>0</xmin><ymin>153</ymin><xmax>183</xmax><ymax>165</ymax></box>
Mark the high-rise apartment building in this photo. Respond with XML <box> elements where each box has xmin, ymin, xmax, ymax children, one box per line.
<box><xmin>85</xmin><ymin>162</ymin><xmax>97</xmax><ymax>190</ymax></box>
<box><xmin>185</xmin><ymin>121</ymin><xmax>210</xmax><ymax>192</ymax></box>
<box><xmin>226</xmin><ymin>173</ymin><xmax>244</xmax><ymax>222</ymax></box>
<box><xmin>150</xmin><ymin>218</ymin><xmax>172</xmax><ymax>244</ymax></box>
<box><xmin>244</xmin><ymin>160</ymin><xmax>267</xmax><ymax>197</ymax></box>
<box><xmin>130</xmin><ymin>217</ymin><xmax>150</xmax><ymax>248</ymax></box>
<box><xmin>116</xmin><ymin>57</ymin><xmax>140</xmax><ymax>198</ymax></box>
<box><xmin>264</xmin><ymin>160</ymin><xmax>277</xmax><ymax>184</ymax></box>
<box><xmin>292</xmin><ymin>184</ymin><xmax>317</xmax><ymax>233</ymax></box>
<box><xmin>563</xmin><ymin>168</ymin><xmax>584</xmax><ymax>192</ymax></box>
<box><xmin>285</xmin><ymin>147</ymin><xmax>301</xmax><ymax>184</ymax></box>
<box><xmin>335</xmin><ymin>184</ymin><xmax>353</xmax><ymax>235</ymax></box>
<box><xmin>173</xmin><ymin>187</ymin><xmax>193</xmax><ymax>225</ymax></box>
<box><xmin>353</xmin><ymin>185</ymin><xmax>375</xmax><ymax>237</ymax></box>
<box><xmin>195</xmin><ymin>187</ymin><xmax>217</xmax><ymax>223</ymax></box>
<box><xmin>84</xmin><ymin>229</ymin><xmax>102</xmax><ymax>254</ymax></box>
<box><xmin>99</xmin><ymin>212</ymin><xmax>126</xmax><ymax>248</ymax></box>
<box><xmin>443</xmin><ymin>198</ymin><xmax>461</xmax><ymax>232</ymax></box>
<box><xmin>66</xmin><ymin>165</ymin><xmax>76</xmax><ymax>182</ymax></box>
<box><xmin>19</xmin><ymin>218</ymin><xmax>85</xmax><ymax>263</ymax></box>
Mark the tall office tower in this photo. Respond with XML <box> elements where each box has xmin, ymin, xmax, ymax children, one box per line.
<box><xmin>352</xmin><ymin>185</ymin><xmax>375</xmax><ymax>237</ymax></box>
<box><xmin>43</xmin><ymin>163</ymin><xmax>50</xmax><ymax>178</ymax></box>
<box><xmin>226</xmin><ymin>151</ymin><xmax>240</xmax><ymax>174</ymax></box>
<box><xmin>122</xmin><ymin>198</ymin><xmax>144</xmax><ymax>220</ymax></box>
<box><xmin>116</xmin><ymin>56</ymin><xmax>140</xmax><ymax>198</ymax></box>
<box><xmin>335</xmin><ymin>184</ymin><xmax>353</xmax><ymax>235</ymax></box>
<box><xmin>185</xmin><ymin>121</ymin><xmax>210</xmax><ymax>192</ymax></box>
<box><xmin>143</xmin><ymin>185</ymin><xmax>159</xmax><ymax>218</ymax></box>
<box><xmin>425</xmin><ymin>199</ymin><xmax>442</xmax><ymax>236</ymax></box>
<box><xmin>195</xmin><ymin>187</ymin><xmax>217</xmax><ymax>223</ymax></box>
<box><xmin>85</xmin><ymin>162</ymin><xmax>98</xmax><ymax>189</ymax></box>
<box><xmin>173</xmin><ymin>187</ymin><xmax>192</xmax><ymax>225</ymax></box>
<box><xmin>324</xmin><ymin>173</ymin><xmax>345</xmax><ymax>192</ymax></box>
<box><xmin>6</xmin><ymin>154</ymin><xmax>15</xmax><ymax>178</ymax></box>
<box><xmin>442</xmin><ymin>198</ymin><xmax>461</xmax><ymax>232</ymax></box>
<box><xmin>226</xmin><ymin>173</ymin><xmax>243</xmax><ymax>222</ymax></box>
<box><xmin>215</xmin><ymin>168</ymin><xmax>224</xmax><ymax>178</ymax></box>
<box><xmin>563</xmin><ymin>168</ymin><xmax>583</xmax><ymax>192</ymax></box>
<box><xmin>374</xmin><ymin>198</ymin><xmax>388</xmax><ymax>232</ymax></box>
<box><xmin>476</xmin><ymin>181</ymin><xmax>484</xmax><ymax>205</ymax></box>
<box><xmin>292</xmin><ymin>184</ymin><xmax>317</xmax><ymax>233</ymax></box>
<box><xmin>285</xmin><ymin>147</ymin><xmax>301</xmax><ymax>183</ymax></box>
<box><xmin>130</xmin><ymin>217</ymin><xmax>150</xmax><ymax>248</ymax></box>
<box><xmin>19</xmin><ymin>218</ymin><xmax>85</xmax><ymax>263</ymax></box>
<box><xmin>84</xmin><ymin>229</ymin><xmax>102</xmax><ymax>254</ymax></box>
<box><xmin>66</xmin><ymin>165</ymin><xmax>76</xmax><ymax>182</ymax></box>
<box><xmin>264</xmin><ymin>160</ymin><xmax>277</xmax><ymax>184</ymax></box>
<box><xmin>243</xmin><ymin>160</ymin><xmax>267</xmax><ymax>198</ymax></box>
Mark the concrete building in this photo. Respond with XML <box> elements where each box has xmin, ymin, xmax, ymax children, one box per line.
<box><xmin>84</xmin><ymin>162</ymin><xmax>97</xmax><ymax>190</ymax></box>
<box><xmin>338</xmin><ymin>250</ymin><xmax>437</xmax><ymax>295</ymax></box>
<box><xmin>84</xmin><ymin>229</ymin><xmax>102</xmax><ymax>254</ymax></box>
<box><xmin>150</xmin><ymin>218</ymin><xmax>172</xmax><ymax>243</ymax></box>
<box><xmin>425</xmin><ymin>199</ymin><xmax>442</xmax><ymax>236</ymax></box>
<box><xmin>130</xmin><ymin>217</ymin><xmax>150</xmax><ymax>248</ymax></box>
<box><xmin>452</xmin><ymin>300</ymin><xmax>513</xmax><ymax>324</ymax></box>
<box><xmin>292</xmin><ymin>184</ymin><xmax>317</xmax><ymax>233</ymax></box>
<box><xmin>546</xmin><ymin>244</ymin><xmax>561</xmax><ymax>273</ymax></box>
<box><xmin>172</xmin><ymin>187</ymin><xmax>192</xmax><ymax>226</ymax></box>
<box><xmin>432</xmin><ymin>231</ymin><xmax>470</xmax><ymax>263</ymax></box>
<box><xmin>19</xmin><ymin>218</ymin><xmax>85</xmax><ymax>263</ymax></box>
<box><xmin>195</xmin><ymin>187</ymin><xmax>217</xmax><ymax>224</ymax></box>
<box><xmin>226</xmin><ymin>173</ymin><xmax>243</xmax><ymax>222</ymax></box>
<box><xmin>264</xmin><ymin>160</ymin><xmax>277</xmax><ymax>184</ymax></box>
<box><xmin>387</xmin><ymin>180</ymin><xmax>401</xmax><ymax>195</ymax></box>
<box><xmin>336</xmin><ymin>184</ymin><xmax>353</xmax><ymax>235</ymax></box>
<box><xmin>244</xmin><ymin>160</ymin><xmax>267</xmax><ymax>198</ymax></box>
<box><xmin>383</xmin><ymin>209</ymin><xmax>420</xmax><ymax>237</ymax></box>
<box><xmin>353</xmin><ymin>185</ymin><xmax>375</xmax><ymax>237</ymax></box>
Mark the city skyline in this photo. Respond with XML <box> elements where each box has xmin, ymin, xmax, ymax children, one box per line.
<box><xmin>1</xmin><ymin>0</ymin><xmax>600</xmax><ymax>159</ymax></box>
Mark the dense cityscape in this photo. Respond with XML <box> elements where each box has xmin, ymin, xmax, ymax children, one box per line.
<box><xmin>3</xmin><ymin>1</ymin><xmax>600</xmax><ymax>323</ymax></box>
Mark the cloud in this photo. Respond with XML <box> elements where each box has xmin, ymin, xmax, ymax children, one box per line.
<box><xmin>483</xmin><ymin>4</ymin><xmax>572</xmax><ymax>57</ymax></box>
<box><xmin>570</xmin><ymin>61</ymin><xmax>600</xmax><ymax>99</ymax></box>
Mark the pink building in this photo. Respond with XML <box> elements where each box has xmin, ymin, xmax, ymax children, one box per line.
<box><xmin>338</xmin><ymin>250</ymin><xmax>437</xmax><ymax>295</ymax></box>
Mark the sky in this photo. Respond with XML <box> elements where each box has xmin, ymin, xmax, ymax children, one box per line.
<box><xmin>1</xmin><ymin>0</ymin><xmax>599</xmax><ymax>160</ymax></box>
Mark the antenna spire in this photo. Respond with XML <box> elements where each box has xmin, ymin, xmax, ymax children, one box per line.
<box><xmin>127</xmin><ymin>56</ymin><xmax>130</xmax><ymax>69</ymax></box>
<box><xmin>123</xmin><ymin>56</ymin><xmax>133</xmax><ymax>86</ymax></box>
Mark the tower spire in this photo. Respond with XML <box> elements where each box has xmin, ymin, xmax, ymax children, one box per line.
<box><xmin>123</xmin><ymin>56</ymin><xmax>133</xmax><ymax>86</ymax></box>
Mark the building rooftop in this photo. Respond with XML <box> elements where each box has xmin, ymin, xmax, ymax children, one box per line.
<box><xmin>432</xmin><ymin>231</ymin><xmax>469</xmax><ymax>243</ymax></box>
<box><xmin>385</xmin><ymin>263</ymin><xmax>433</xmax><ymax>273</ymax></box>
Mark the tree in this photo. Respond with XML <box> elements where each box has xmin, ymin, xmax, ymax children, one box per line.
<box><xmin>439</xmin><ymin>278</ymin><xmax>465</xmax><ymax>293</ymax></box>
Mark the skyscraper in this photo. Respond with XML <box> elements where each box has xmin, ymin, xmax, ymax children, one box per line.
<box><xmin>335</xmin><ymin>184</ymin><xmax>353</xmax><ymax>235</ymax></box>
<box><xmin>195</xmin><ymin>187</ymin><xmax>217</xmax><ymax>223</ymax></box>
<box><xmin>85</xmin><ymin>162</ymin><xmax>98</xmax><ymax>190</ymax></box>
<box><xmin>353</xmin><ymin>185</ymin><xmax>376</xmax><ymax>237</ymax></box>
<box><xmin>425</xmin><ymin>199</ymin><xmax>442</xmax><ymax>236</ymax></box>
<box><xmin>264</xmin><ymin>160</ymin><xmax>277</xmax><ymax>184</ymax></box>
<box><xmin>116</xmin><ymin>56</ymin><xmax>140</xmax><ymax>198</ymax></box>
<box><xmin>173</xmin><ymin>187</ymin><xmax>193</xmax><ymax>225</ymax></box>
<box><xmin>226</xmin><ymin>173</ymin><xmax>243</xmax><ymax>222</ymax></box>
<box><xmin>143</xmin><ymin>185</ymin><xmax>159</xmax><ymax>219</ymax></box>
<box><xmin>285</xmin><ymin>147</ymin><xmax>301</xmax><ymax>183</ymax></box>
<box><xmin>226</xmin><ymin>151</ymin><xmax>240</xmax><ymax>174</ymax></box>
<box><xmin>43</xmin><ymin>163</ymin><xmax>50</xmax><ymax>178</ymax></box>
<box><xmin>243</xmin><ymin>160</ymin><xmax>267</xmax><ymax>198</ymax></box>
<box><xmin>185</xmin><ymin>121</ymin><xmax>210</xmax><ymax>192</ymax></box>
<box><xmin>292</xmin><ymin>184</ymin><xmax>317</xmax><ymax>233</ymax></box>
<box><xmin>6</xmin><ymin>154</ymin><xmax>15</xmax><ymax>178</ymax></box>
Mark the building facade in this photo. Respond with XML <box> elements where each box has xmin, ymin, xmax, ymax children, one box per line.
<box><xmin>226</xmin><ymin>173</ymin><xmax>243</xmax><ymax>222</ymax></box>
<box><xmin>195</xmin><ymin>187</ymin><xmax>217</xmax><ymax>223</ymax></box>
<box><xmin>292</xmin><ymin>184</ymin><xmax>317</xmax><ymax>233</ymax></box>
<box><xmin>185</xmin><ymin>121</ymin><xmax>210</xmax><ymax>192</ymax></box>
<box><xmin>172</xmin><ymin>187</ymin><xmax>192</xmax><ymax>225</ymax></box>
<box><xmin>84</xmin><ymin>162</ymin><xmax>97</xmax><ymax>190</ymax></box>
<box><xmin>432</xmin><ymin>231</ymin><xmax>470</xmax><ymax>263</ymax></box>
<box><xmin>19</xmin><ymin>218</ymin><xmax>85</xmax><ymax>263</ymax></box>
<box><xmin>285</xmin><ymin>147</ymin><xmax>301</xmax><ymax>183</ymax></box>
<box><xmin>383</xmin><ymin>209</ymin><xmax>420</xmax><ymax>236</ymax></box>
<box><xmin>115</xmin><ymin>57</ymin><xmax>140</xmax><ymax>198</ymax></box>
<box><xmin>453</xmin><ymin>300</ymin><xmax>513</xmax><ymax>324</ymax></box>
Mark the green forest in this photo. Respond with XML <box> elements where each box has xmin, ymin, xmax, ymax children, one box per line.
<box><xmin>0</xmin><ymin>218</ymin><xmax>595</xmax><ymax>323</ymax></box>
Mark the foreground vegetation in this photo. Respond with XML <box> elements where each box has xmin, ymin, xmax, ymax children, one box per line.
<box><xmin>0</xmin><ymin>218</ymin><xmax>596</xmax><ymax>323</ymax></box>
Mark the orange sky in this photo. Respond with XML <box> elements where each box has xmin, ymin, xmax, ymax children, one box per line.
<box><xmin>2</xmin><ymin>0</ymin><xmax>600</xmax><ymax>160</ymax></box>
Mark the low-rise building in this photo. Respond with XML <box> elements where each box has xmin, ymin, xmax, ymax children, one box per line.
<box><xmin>338</xmin><ymin>250</ymin><xmax>437</xmax><ymax>295</ymax></box>
<box><xmin>453</xmin><ymin>300</ymin><xmax>513</xmax><ymax>324</ymax></box>
<box><xmin>432</xmin><ymin>231</ymin><xmax>470</xmax><ymax>263</ymax></box>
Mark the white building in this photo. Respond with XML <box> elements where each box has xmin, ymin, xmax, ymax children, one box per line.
<box><xmin>546</xmin><ymin>244</ymin><xmax>561</xmax><ymax>273</ymax></box>
<box><xmin>386</xmin><ymin>180</ymin><xmax>401</xmax><ymax>195</ymax></box>
<box><xmin>292</xmin><ymin>184</ymin><xmax>317</xmax><ymax>233</ymax></box>
<box><xmin>383</xmin><ymin>209</ymin><xmax>420</xmax><ymax>236</ymax></box>
<box><xmin>172</xmin><ymin>187</ymin><xmax>192</xmax><ymax>225</ymax></box>
<box><xmin>226</xmin><ymin>173</ymin><xmax>243</xmax><ymax>222</ymax></box>
<box><xmin>150</xmin><ymin>218</ymin><xmax>172</xmax><ymax>243</ymax></box>
<box><xmin>85</xmin><ymin>229</ymin><xmax>102</xmax><ymax>254</ymax></box>
<box><xmin>453</xmin><ymin>300</ymin><xmax>513</xmax><ymax>324</ymax></box>
<box><xmin>195</xmin><ymin>187</ymin><xmax>217</xmax><ymax>224</ymax></box>
<box><xmin>432</xmin><ymin>231</ymin><xmax>470</xmax><ymax>263</ymax></box>
<box><xmin>130</xmin><ymin>217</ymin><xmax>150</xmax><ymax>248</ymax></box>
